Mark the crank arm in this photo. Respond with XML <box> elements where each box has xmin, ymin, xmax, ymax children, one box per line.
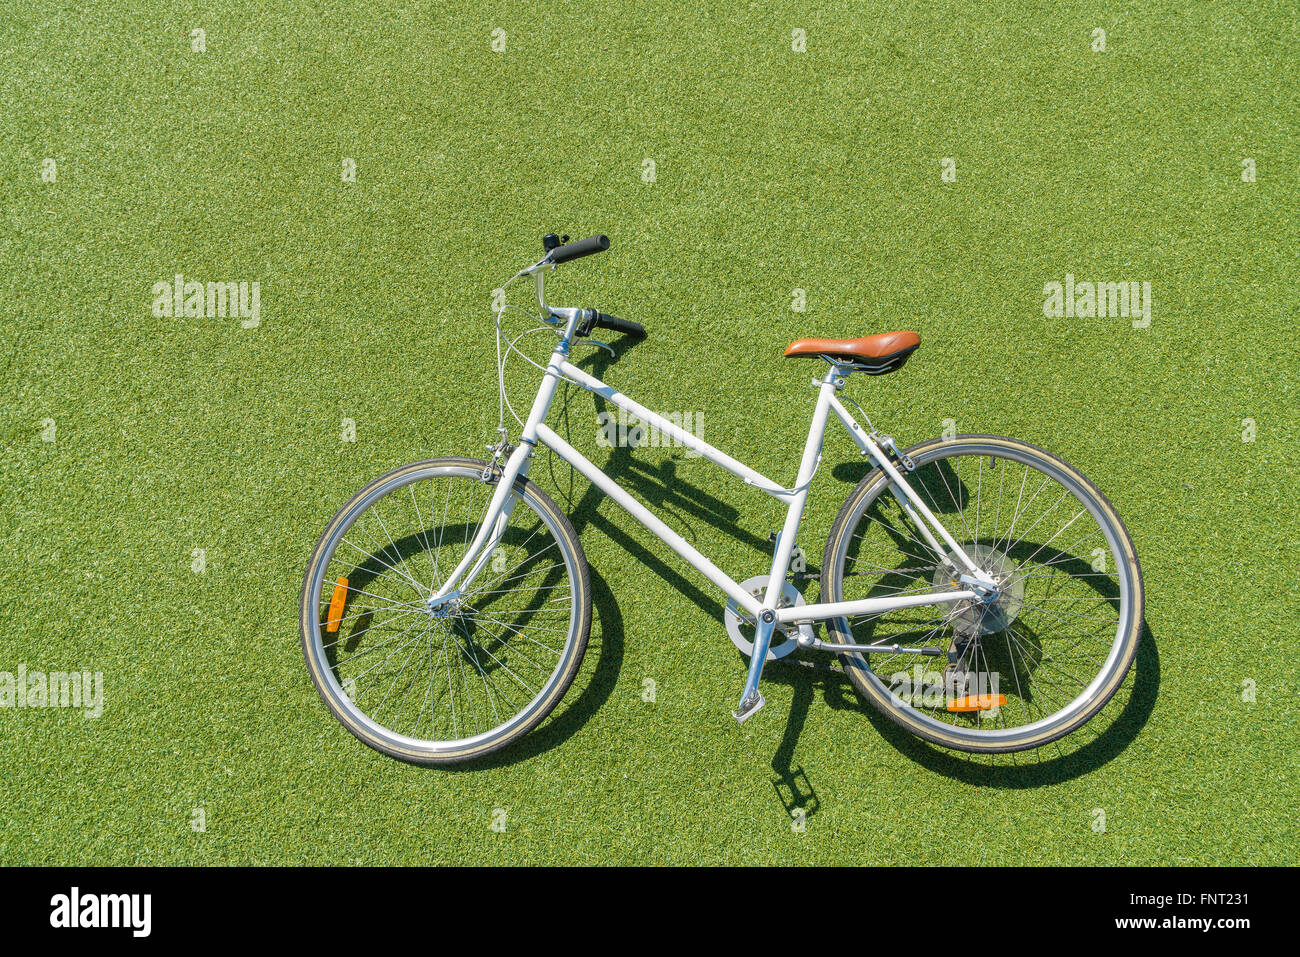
<box><xmin>733</xmin><ymin>613</ymin><xmax>777</xmax><ymax>723</ymax></box>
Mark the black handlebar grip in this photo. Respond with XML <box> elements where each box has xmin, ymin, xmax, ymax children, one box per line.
<box><xmin>593</xmin><ymin>311</ymin><xmax>646</xmax><ymax>340</ymax></box>
<box><xmin>548</xmin><ymin>234</ymin><xmax>610</xmax><ymax>264</ymax></box>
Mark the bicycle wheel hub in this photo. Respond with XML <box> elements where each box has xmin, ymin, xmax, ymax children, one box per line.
<box><xmin>933</xmin><ymin>544</ymin><xmax>1025</xmax><ymax>636</ymax></box>
<box><xmin>426</xmin><ymin>590</ymin><xmax>462</xmax><ymax>619</ymax></box>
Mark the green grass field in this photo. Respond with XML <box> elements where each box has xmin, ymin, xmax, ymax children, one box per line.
<box><xmin>2</xmin><ymin>2</ymin><xmax>1296</xmax><ymax>865</ymax></box>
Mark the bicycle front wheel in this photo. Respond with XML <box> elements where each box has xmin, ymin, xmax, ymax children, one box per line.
<box><xmin>300</xmin><ymin>457</ymin><xmax>591</xmax><ymax>765</ymax></box>
<box><xmin>821</xmin><ymin>435</ymin><xmax>1143</xmax><ymax>753</ymax></box>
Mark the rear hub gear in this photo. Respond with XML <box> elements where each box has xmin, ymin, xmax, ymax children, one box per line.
<box><xmin>932</xmin><ymin>543</ymin><xmax>1025</xmax><ymax>637</ymax></box>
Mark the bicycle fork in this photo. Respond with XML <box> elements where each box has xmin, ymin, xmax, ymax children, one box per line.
<box><xmin>430</xmin><ymin>348</ymin><xmax>571</xmax><ymax>606</ymax></box>
<box><xmin>429</xmin><ymin>442</ymin><xmax>529</xmax><ymax>608</ymax></box>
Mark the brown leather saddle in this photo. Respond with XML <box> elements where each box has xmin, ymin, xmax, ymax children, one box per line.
<box><xmin>784</xmin><ymin>331</ymin><xmax>920</xmax><ymax>374</ymax></box>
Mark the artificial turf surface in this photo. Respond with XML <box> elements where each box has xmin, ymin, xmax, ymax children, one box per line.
<box><xmin>1</xmin><ymin>2</ymin><xmax>1296</xmax><ymax>865</ymax></box>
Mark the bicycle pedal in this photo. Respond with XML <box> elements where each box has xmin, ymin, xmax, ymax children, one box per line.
<box><xmin>732</xmin><ymin>691</ymin><xmax>766</xmax><ymax>724</ymax></box>
<box><xmin>946</xmin><ymin>694</ymin><xmax>1006</xmax><ymax>713</ymax></box>
<box><xmin>325</xmin><ymin>576</ymin><xmax>349</xmax><ymax>633</ymax></box>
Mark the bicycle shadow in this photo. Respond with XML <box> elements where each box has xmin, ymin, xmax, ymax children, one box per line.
<box><xmin>508</xmin><ymin>343</ymin><xmax>1158</xmax><ymax>796</ymax></box>
<box><xmin>538</xmin><ymin>342</ymin><xmax>829</xmax><ymax>814</ymax></box>
<box><xmin>790</xmin><ymin>458</ymin><xmax>1157</xmax><ymax>793</ymax></box>
<box><xmin>758</xmin><ymin>618</ymin><xmax>1159</xmax><ymax>791</ymax></box>
<box><xmin>446</xmin><ymin>564</ymin><xmax>625</xmax><ymax>771</ymax></box>
<box><xmin>449</xmin><ymin>336</ymin><xmax>723</xmax><ymax>770</ymax></box>
<box><xmin>544</xmin><ymin>337</ymin><xmax>774</xmax><ymax>631</ymax></box>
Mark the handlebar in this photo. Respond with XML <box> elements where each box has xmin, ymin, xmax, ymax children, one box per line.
<box><xmin>520</xmin><ymin>232</ymin><xmax>647</xmax><ymax>344</ymax></box>
<box><xmin>576</xmin><ymin>309</ymin><xmax>646</xmax><ymax>341</ymax></box>
<box><xmin>547</xmin><ymin>234</ymin><xmax>609</xmax><ymax>264</ymax></box>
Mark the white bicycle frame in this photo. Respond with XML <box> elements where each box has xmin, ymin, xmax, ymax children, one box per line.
<box><xmin>433</xmin><ymin>262</ymin><xmax>998</xmax><ymax>719</ymax></box>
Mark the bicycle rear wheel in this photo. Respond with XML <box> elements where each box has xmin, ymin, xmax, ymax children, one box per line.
<box><xmin>821</xmin><ymin>435</ymin><xmax>1142</xmax><ymax>753</ymax></box>
<box><xmin>300</xmin><ymin>457</ymin><xmax>591</xmax><ymax>764</ymax></box>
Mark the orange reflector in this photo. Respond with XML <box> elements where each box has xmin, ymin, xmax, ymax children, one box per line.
<box><xmin>947</xmin><ymin>694</ymin><xmax>1007</xmax><ymax>713</ymax></box>
<box><xmin>326</xmin><ymin>577</ymin><xmax>349</xmax><ymax>633</ymax></box>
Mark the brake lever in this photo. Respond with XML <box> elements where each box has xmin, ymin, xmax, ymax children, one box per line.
<box><xmin>573</xmin><ymin>337</ymin><xmax>616</xmax><ymax>357</ymax></box>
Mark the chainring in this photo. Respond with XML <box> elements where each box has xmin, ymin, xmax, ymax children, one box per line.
<box><xmin>724</xmin><ymin>575</ymin><xmax>814</xmax><ymax>661</ymax></box>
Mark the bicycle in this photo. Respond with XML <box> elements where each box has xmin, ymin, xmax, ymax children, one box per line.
<box><xmin>300</xmin><ymin>233</ymin><xmax>1144</xmax><ymax>765</ymax></box>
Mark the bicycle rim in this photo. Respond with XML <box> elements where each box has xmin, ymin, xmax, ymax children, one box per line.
<box><xmin>300</xmin><ymin>459</ymin><xmax>589</xmax><ymax>762</ymax></box>
<box><xmin>824</xmin><ymin>436</ymin><xmax>1141</xmax><ymax>752</ymax></box>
